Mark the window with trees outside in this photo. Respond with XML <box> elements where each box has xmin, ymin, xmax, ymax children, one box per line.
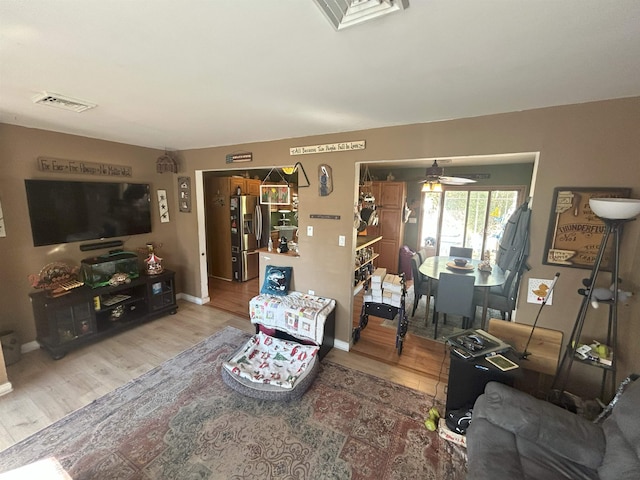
<box><xmin>420</xmin><ymin>186</ymin><xmax>527</xmax><ymax>261</ymax></box>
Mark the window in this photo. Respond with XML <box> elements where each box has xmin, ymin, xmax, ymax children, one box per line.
<box><xmin>420</xmin><ymin>186</ymin><xmax>526</xmax><ymax>260</ymax></box>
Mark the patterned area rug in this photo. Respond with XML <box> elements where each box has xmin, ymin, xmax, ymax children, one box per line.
<box><xmin>0</xmin><ymin>327</ymin><xmax>467</xmax><ymax>479</ymax></box>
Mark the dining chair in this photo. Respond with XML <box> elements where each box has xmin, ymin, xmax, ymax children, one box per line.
<box><xmin>433</xmin><ymin>272</ymin><xmax>476</xmax><ymax>339</ymax></box>
<box><xmin>449</xmin><ymin>246</ymin><xmax>473</xmax><ymax>259</ymax></box>
<box><xmin>410</xmin><ymin>253</ymin><xmax>435</xmax><ymax>317</ymax></box>
<box><xmin>472</xmin><ymin>266</ymin><xmax>523</xmax><ymax>321</ymax></box>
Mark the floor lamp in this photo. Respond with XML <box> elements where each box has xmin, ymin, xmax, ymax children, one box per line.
<box><xmin>552</xmin><ymin>198</ymin><xmax>640</xmax><ymax>401</ymax></box>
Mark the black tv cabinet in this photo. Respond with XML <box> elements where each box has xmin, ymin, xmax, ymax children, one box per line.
<box><xmin>29</xmin><ymin>270</ymin><xmax>177</xmax><ymax>359</ymax></box>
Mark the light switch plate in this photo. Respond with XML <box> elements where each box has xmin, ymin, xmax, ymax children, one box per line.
<box><xmin>307</xmin><ymin>226</ymin><xmax>313</xmax><ymax>236</ymax></box>
<box><xmin>338</xmin><ymin>235</ymin><xmax>346</xmax><ymax>246</ymax></box>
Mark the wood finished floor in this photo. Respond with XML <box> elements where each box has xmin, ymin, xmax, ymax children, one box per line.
<box><xmin>0</xmin><ymin>279</ymin><xmax>449</xmax><ymax>452</ymax></box>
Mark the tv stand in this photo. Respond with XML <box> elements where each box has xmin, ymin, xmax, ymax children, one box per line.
<box><xmin>29</xmin><ymin>270</ymin><xmax>177</xmax><ymax>359</ymax></box>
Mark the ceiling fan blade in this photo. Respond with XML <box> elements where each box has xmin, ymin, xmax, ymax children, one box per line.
<box><xmin>440</xmin><ymin>176</ymin><xmax>477</xmax><ymax>185</ymax></box>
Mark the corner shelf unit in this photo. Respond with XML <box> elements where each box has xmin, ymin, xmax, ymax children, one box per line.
<box><xmin>30</xmin><ymin>270</ymin><xmax>177</xmax><ymax>359</ymax></box>
<box><xmin>354</xmin><ymin>235</ymin><xmax>382</xmax><ymax>293</ymax></box>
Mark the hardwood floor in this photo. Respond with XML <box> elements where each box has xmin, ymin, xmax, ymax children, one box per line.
<box><xmin>206</xmin><ymin>276</ymin><xmax>258</xmax><ymax>319</ymax></box>
<box><xmin>0</xmin><ymin>283</ymin><xmax>450</xmax><ymax>452</ymax></box>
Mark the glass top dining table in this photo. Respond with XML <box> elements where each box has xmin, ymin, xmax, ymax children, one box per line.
<box><xmin>418</xmin><ymin>256</ymin><xmax>507</xmax><ymax>331</ymax></box>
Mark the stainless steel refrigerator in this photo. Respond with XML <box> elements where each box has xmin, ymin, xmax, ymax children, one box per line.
<box><xmin>230</xmin><ymin>195</ymin><xmax>270</xmax><ymax>282</ymax></box>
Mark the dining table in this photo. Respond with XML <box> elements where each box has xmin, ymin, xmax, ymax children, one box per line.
<box><xmin>418</xmin><ymin>256</ymin><xmax>507</xmax><ymax>331</ymax></box>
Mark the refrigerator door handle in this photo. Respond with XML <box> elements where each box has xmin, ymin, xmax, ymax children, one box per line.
<box><xmin>255</xmin><ymin>203</ymin><xmax>262</xmax><ymax>242</ymax></box>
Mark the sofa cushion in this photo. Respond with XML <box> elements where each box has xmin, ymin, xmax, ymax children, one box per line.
<box><xmin>466</xmin><ymin>417</ymin><xmax>525</xmax><ymax>480</ymax></box>
<box><xmin>476</xmin><ymin>382</ymin><xmax>605</xmax><ymax>470</ymax></box>
<box><xmin>598</xmin><ymin>421</ymin><xmax>640</xmax><ymax>480</ymax></box>
<box><xmin>599</xmin><ymin>378</ymin><xmax>640</xmax><ymax>479</ymax></box>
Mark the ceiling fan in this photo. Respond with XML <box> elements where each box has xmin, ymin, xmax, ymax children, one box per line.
<box><xmin>418</xmin><ymin>160</ymin><xmax>477</xmax><ymax>191</ymax></box>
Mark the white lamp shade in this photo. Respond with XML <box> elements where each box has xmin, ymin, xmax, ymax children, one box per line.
<box><xmin>589</xmin><ymin>198</ymin><xmax>640</xmax><ymax>219</ymax></box>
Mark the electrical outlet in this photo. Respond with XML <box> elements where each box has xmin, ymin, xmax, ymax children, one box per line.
<box><xmin>308</xmin><ymin>290</ymin><xmax>315</xmax><ymax>295</ymax></box>
<box><xmin>338</xmin><ymin>235</ymin><xmax>346</xmax><ymax>246</ymax></box>
<box><xmin>307</xmin><ymin>226</ymin><xmax>313</xmax><ymax>236</ymax></box>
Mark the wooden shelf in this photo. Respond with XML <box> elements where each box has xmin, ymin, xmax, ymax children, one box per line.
<box><xmin>356</xmin><ymin>235</ymin><xmax>383</xmax><ymax>251</ymax></box>
<box><xmin>354</xmin><ymin>253</ymin><xmax>379</xmax><ymax>272</ymax></box>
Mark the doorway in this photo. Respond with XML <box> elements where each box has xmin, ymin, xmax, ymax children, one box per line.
<box><xmin>349</xmin><ymin>154</ymin><xmax>538</xmax><ymax>369</ymax></box>
<box><xmin>198</xmin><ymin>168</ymin><xmax>297</xmax><ymax>318</ymax></box>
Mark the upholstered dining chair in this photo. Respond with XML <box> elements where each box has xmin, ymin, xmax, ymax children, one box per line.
<box><xmin>410</xmin><ymin>253</ymin><xmax>433</xmax><ymax>317</ymax></box>
<box><xmin>473</xmin><ymin>267</ymin><xmax>522</xmax><ymax>321</ymax></box>
<box><xmin>449</xmin><ymin>246</ymin><xmax>473</xmax><ymax>259</ymax></box>
<box><xmin>433</xmin><ymin>272</ymin><xmax>475</xmax><ymax>339</ymax></box>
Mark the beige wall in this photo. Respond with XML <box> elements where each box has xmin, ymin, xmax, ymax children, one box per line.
<box><xmin>0</xmin><ymin>125</ymin><xmax>180</xmax><ymax>346</ymax></box>
<box><xmin>1</xmin><ymin>96</ymin><xmax>639</xmax><ymax>396</ymax></box>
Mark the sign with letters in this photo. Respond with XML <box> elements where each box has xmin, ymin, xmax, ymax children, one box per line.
<box><xmin>543</xmin><ymin>187</ymin><xmax>631</xmax><ymax>270</ymax></box>
<box><xmin>37</xmin><ymin>156</ymin><xmax>132</xmax><ymax>177</ymax></box>
<box><xmin>289</xmin><ymin>140</ymin><xmax>365</xmax><ymax>156</ymax></box>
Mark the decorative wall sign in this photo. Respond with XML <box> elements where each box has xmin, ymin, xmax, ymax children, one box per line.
<box><xmin>289</xmin><ymin>140</ymin><xmax>365</xmax><ymax>156</ymax></box>
<box><xmin>157</xmin><ymin>189</ymin><xmax>170</xmax><ymax>223</ymax></box>
<box><xmin>156</xmin><ymin>152</ymin><xmax>178</xmax><ymax>173</ymax></box>
<box><xmin>37</xmin><ymin>156</ymin><xmax>132</xmax><ymax>177</ymax></box>
<box><xmin>178</xmin><ymin>176</ymin><xmax>191</xmax><ymax>212</ymax></box>
<box><xmin>259</xmin><ymin>185</ymin><xmax>291</xmax><ymax>205</ymax></box>
<box><xmin>527</xmin><ymin>278</ymin><xmax>555</xmax><ymax>305</ymax></box>
<box><xmin>319</xmin><ymin>164</ymin><xmax>333</xmax><ymax>196</ymax></box>
<box><xmin>310</xmin><ymin>214</ymin><xmax>341</xmax><ymax>220</ymax></box>
<box><xmin>543</xmin><ymin>187</ymin><xmax>631</xmax><ymax>269</ymax></box>
<box><xmin>225</xmin><ymin>152</ymin><xmax>253</xmax><ymax>163</ymax></box>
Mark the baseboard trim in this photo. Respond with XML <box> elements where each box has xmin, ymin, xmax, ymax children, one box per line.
<box><xmin>333</xmin><ymin>339</ymin><xmax>350</xmax><ymax>352</ymax></box>
<box><xmin>21</xmin><ymin>340</ymin><xmax>40</xmax><ymax>354</ymax></box>
<box><xmin>177</xmin><ymin>292</ymin><xmax>209</xmax><ymax>305</ymax></box>
<box><xmin>0</xmin><ymin>381</ymin><xmax>13</xmax><ymax>397</ymax></box>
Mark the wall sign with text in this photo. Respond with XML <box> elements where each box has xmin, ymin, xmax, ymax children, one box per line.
<box><xmin>38</xmin><ymin>156</ymin><xmax>132</xmax><ymax>177</ymax></box>
<box><xmin>543</xmin><ymin>187</ymin><xmax>630</xmax><ymax>270</ymax></box>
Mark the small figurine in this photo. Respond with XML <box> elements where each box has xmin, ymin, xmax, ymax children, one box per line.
<box><xmin>277</xmin><ymin>236</ymin><xmax>289</xmax><ymax>253</ymax></box>
<box><xmin>144</xmin><ymin>243</ymin><xmax>164</xmax><ymax>275</ymax></box>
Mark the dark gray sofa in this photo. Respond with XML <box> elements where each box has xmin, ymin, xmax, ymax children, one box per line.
<box><xmin>466</xmin><ymin>378</ymin><xmax>640</xmax><ymax>480</ymax></box>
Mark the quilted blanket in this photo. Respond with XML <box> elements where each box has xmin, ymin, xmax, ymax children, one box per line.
<box><xmin>222</xmin><ymin>331</ymin><xmax>318</xmax><ymax>389</ymax></box>
<box><xmin>249</xmin><ymin>292</ymin><xmax>335</xmax><ymax>345</ymax></box>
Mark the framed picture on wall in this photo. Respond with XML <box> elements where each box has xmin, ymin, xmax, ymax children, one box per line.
<box><xmin>259</xmin><ymin>185</ymin><xmax>291</xmax><ymax>205</ymax></box>
<box><xmin>543</xmin><ymin>187</ymin><xmax>631</xmax><ymax>270</ymax></box>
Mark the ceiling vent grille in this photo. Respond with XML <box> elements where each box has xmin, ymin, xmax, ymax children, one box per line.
<box><xmin>313</xmin><ymin>0</ymin><xmax>408</xmax><ymax>30</ymax></box>
<box><xmin>32</xmin><ymin>92</ymin><xmax>96</xmax><ymax>113</ymax></box>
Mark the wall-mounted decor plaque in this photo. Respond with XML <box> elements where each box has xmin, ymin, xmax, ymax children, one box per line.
<box><xmin>37</xmin><ymin>156</ymin><xmax>132</xmax><ymax>177</ymax></box>
<box><xmin>543</xmin><ymin>187</ymin><xmax>631</xmax><ymax>270</ymax></box>
<box><xmin>178</xmin><ymin>176</ymin><xmax>191</xmax><ymax>212</ymax></box>
<box><xmin>289</xmin><ymin>140</ymin><xmax>365</xmax><ymax>156</ymax></box>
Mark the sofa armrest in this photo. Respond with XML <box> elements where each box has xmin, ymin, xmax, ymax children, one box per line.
<box><xmin>473</xmin><ymin>382</ymin><xmax>605</xmax><ymax>470</ymax></box>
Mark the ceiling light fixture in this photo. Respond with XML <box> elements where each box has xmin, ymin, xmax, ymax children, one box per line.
<box><xmin>313</xmin><ymin>0</ymin><xmax>409</xmax><ymax>30</ymax></box>
<box><xmin>421</xmin><ymin>181</ymin><xmax>442</xmax><ymax>193</ymax></box>
<box><xmin>419</xmin><ymin>160</ymin><xmax>477</xmax><ymax>187</ymax></box>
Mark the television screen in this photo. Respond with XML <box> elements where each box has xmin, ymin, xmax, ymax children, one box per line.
<box><xmin>25</xmin><ymin>179</ymin><xmax>152</xmax><ymax>247</ymax></box>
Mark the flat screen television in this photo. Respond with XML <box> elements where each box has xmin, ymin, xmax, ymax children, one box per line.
<box><xmin>25</xmin><ymin>179</ymin><xmax>152</xmax><ymax>247</ymax></box>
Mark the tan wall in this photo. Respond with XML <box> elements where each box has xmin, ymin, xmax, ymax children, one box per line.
<box><xmin>181</xmin><ymin>97</ymin><xmax>640</xmax><ymax>396</ymax></box>
<box><xmin>1</xmin><ymin>96</ymin><xmax>639</xmax><ymax>396</ymax></box>
<box><xmin>0</xmin><ymin>125</ymin><xmax>180</xmax><ymax>346</ymax></box>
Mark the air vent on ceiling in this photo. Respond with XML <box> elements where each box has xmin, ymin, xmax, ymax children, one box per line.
<box><xmin>32</xmin><ymin>92</ymin><xmax>96</xmax><ymax>113</ymax></box>
<box><xmin>313</xmin><ymin>0</ymin><xmax>409</xmax><ymax>30</ymax></box>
